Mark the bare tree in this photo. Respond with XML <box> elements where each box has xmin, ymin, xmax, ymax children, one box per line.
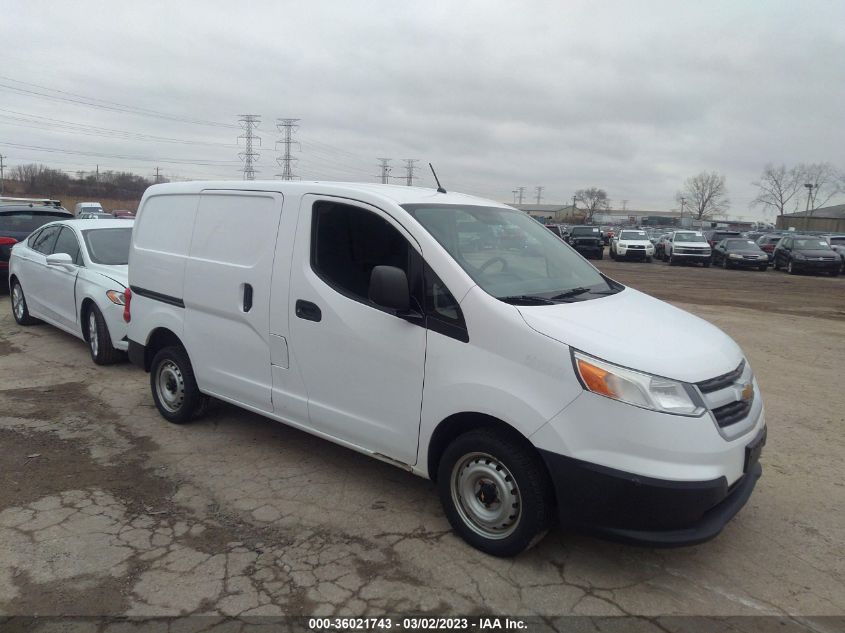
<box><xmin>751</xmin><ymin>164</ymin><xmax>801</xmax><ymax>217</ymax></box>
<box><xmin>575</xmin><ymin>187</ymin><xmax>609</xmax><ymax>222</ymax></box>
<box><xmin>676</xmin><ymin>171</ymin><xmax>729</xmax><ymax>220</ymax></box>
<box><xmin>795</xmin><ymin>162</ymin><xmax>842</xmax><ymax>212</ymax></box>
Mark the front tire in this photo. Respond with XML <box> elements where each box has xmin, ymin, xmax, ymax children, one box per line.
<box><xmin>150</xmin><ymin>346</ymin><xmax>206</xmax><ymax>424</ymax></box>
<box><xmin>86</xmin><ymin>304</ymin><xmax>120</xmax><ymax>365</ymax></box>
<box><xmin>438</xmin><ymin>429</ymin><xmax>555</xmax><ymax>557</ymax></box>
<box><xmin>11</xmin><ymin>281</ymin><xmax>38</xmax><ymax>326</ymax></box>
<box><xmin>787</xmin><ymin>260</ymin><xmax>797</xmax><ymax>275</ymax></box>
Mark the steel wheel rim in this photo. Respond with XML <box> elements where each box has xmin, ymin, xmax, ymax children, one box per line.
<box><xmin>12</xmin><ymin>285</ymin><xmax>24</xmax><ymax>320</ymax></box>
<box><xmin>156</xmin><ymin>360</ymin><xmax>185</xmax><ymax>413</ymax></box>
<box><xmin>451</xmin><ymin>452</ymin><xmax>521</xmax><ymax>540</ymax></box>
<box><xmin>88</xmin><ymin>312</ymin><xmax>99</xmax><ymax>357</ymax></box>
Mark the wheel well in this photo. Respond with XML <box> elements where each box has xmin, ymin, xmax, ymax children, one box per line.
<box><xmin>426</xmin><ymin>412</ymin><xmax>539</xmax><ymax>482</ymax></box>
<box><xmin>144</xmin><ymin>328</ymin><xmax>184</xmax><ymax>371</ymax></box>
<box><xmin>79</xmin><ymin>299</ymin><xmax>95</xmax><ymax>341</ymax></box>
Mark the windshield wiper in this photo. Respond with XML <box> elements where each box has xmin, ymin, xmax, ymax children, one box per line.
<box><xmin>497</xmin><ymin>295</ymin><xmax>558</xmax><ymax>305</ymax></box>
<box><xmin>550</xmin><ymin>287</ymin><xmax>591</xmax><ymax>301</ymax></box>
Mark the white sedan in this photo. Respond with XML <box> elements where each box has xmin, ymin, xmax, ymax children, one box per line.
<box><xmin>8</xmin><ymin>219</ymin><xmax>133</xmax><ymax>364</ymax></box>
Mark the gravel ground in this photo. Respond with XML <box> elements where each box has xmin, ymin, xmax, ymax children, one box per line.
<box><xmin>0</xmin><ymin>257</ymin><xmax>843</xmax><ymax>621</ymax></box>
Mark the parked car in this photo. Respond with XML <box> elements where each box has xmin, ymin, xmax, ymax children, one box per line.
<box><xmin>664</xmin><ymin>231</ymin><xmax>712</xmax><ymax>266</ymax></box>
<box><xmin>112</xmin><ymin>209</ymin><xmax>136</xmax><ymax>219</ymax></box>
<box><xmin>544</xmin><ymin>224</ymin><xmax>565</xmax><ymax>239</ymax></box>
<box><xmin>772</xmin><ymin>235</ymin><xmax>840</xmax><ymax>276</ymax></box>
<box><xmin>125</xmin><ymin>181</ymin><xmax>764</xmax><ymax>556</ymax></box>
<box><xmin>8</xmin><ymin>219</ymin><xmax>134</xmax><ymax>363</ymax></box>
<box><xmin>821</xmin><ymin>235</ymin><xmax>845</xmax><ymax>273</ymax></box>
<box><xmin>609</xmin><ymin>229</ymin><xmax>654</xmax><ymax>262</ymax></box>
<box><xmin>654</xmin><ymin>233</ymin><xmax>672</xmax><ymax>259</ymax></box>
<box><xmin>74</xmin><ymin>201</ymin><xmax>104</xmax><ymax>215</ymax></box>
<box><xmin>566</xmin><ymin>225</ymin><xmax>604</xmax><ymax>259</ymax></box>
<box><xmin>711</xmin><ymin>239</ymin><xmax>769</xmax><ymax>270</ymax></box>
<box><xmin>756</xmin><ymin>233</ymin><xmax>784</xmax><ymax>263</ymax></box>
<box><xmin>77</xmin><ymin>211</ymin><xmax>115</xmax><ymax>220</ymax></box>
<box><xmin>704</xmin><ymin>229</ymin><xmax>742</xmax><ymax>250</ymax></box>
<box><xmin>1</xmin><ymin>197</ymin><xmax>74</xmax><ymax>289</ymax></box>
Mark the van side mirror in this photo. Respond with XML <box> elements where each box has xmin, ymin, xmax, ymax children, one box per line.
<box><xmin>369</xmin><ymin>265</ymin><xmax>410</xmax><ymax>312</ymax></box>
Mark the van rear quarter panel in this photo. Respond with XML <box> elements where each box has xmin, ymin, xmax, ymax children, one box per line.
<box><xmin>130</xmin><ymin>193</ymin><xmax>200</xmax><ymax>301</ymax></box>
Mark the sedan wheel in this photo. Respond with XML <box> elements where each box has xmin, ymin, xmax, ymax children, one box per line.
<box><xmin>788</xmin><ymin>260</ymin><xmax>796</xmax><ymax>275</ymax></box>
<box><xmin>10</xmin><ymin>282</ymin><xmax>37</xmax><ymax>326</ymax></box>
<box><xmin>88</xmin><ymin>312</ymin><xmax>99</xmax><ymax>358</ymax></box>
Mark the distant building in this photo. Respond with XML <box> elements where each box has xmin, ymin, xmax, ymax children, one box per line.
<box><xmin>510</xmin><ymin>204</ymin><xmax>578</xmax><ymax>222</ymax></box>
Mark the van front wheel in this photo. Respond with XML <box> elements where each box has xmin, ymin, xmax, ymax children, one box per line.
<box><xmin>437</xmin><ymin>429</ymin><xmax>555</xmax><ymax>557</ymax></box>
<box><xmin>150</xmin><ymin>346</ymin><xmax>205</xmax><ymax>424</ymax></box>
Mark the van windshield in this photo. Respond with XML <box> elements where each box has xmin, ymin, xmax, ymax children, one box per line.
<box><xmin>403</xmin><ymin>204</ymin><xmax>621</xmax><ymax>304</ymax></box>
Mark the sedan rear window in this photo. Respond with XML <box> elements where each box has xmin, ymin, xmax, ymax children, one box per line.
<box><xmin>82</xmin><ymin>227</ymin><xmax>133</xmax><ymax>265</ymax></box>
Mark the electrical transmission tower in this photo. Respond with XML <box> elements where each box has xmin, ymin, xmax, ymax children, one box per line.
<box><xmin>535</xmin><ymin>186</ymin><xmax>544</xmax><ymax>205</ymax></box>
<box><xmin>237</xmin><ymin>114</ymin><xmax>261</xmax><ymax>180</ymax></box>
<box><xmin>275</xmin><ymin>118</ymin><xmax>300</xmax><ymax>180</ymax></box>
<box><xmin>517</xmin><ymin>186</ymin><xmax>526</xmax><ymax>204</ymax></box>
<box><xmin>377</xmin><ymin>158</ymin><xmax>392</xmax><ymax>184</ymax></box>
<box><xmin>402</xmin><ymin>159</ymin><xmax>419</xmax><ymax>186</ymax></box>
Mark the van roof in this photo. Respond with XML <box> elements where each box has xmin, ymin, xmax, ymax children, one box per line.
<box><xmin>142</xmin><ymin>181</ymin><xmax>511</xmax><ymax>209</ymax></box>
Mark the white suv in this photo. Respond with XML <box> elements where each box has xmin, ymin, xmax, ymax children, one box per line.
<box><xmin>610</xmin><ymin>229</ymin><xmax>654</xmax><ymax>262</ymax></box>
<box><xmin>125</xmin><ymin>182</ymin><xmax>765</xmax><ymax>556</ymax></box>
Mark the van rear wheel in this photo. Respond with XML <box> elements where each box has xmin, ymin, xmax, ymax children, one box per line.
<box><xmin>437</xmin><ymin>429</ymin><xmax>555</xmax><ymax>557</ymax></box>
<box><xmin>150</xmin><ymin>346</ymin><xmax>206</xmax><ymax>423</ymax></box>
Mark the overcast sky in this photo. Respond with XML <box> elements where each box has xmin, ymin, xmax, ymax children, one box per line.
<box><xmin>2</xmin><ymin>0</ymin><xmax>843</xmax><ymax>218</ymax></box>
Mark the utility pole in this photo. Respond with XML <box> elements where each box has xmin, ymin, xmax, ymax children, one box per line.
<box><xmin>622</xmin><ymin>199</ymin><xmax>628</xmax><ymax>211</ymax></box>
<box><xmin>804</xmin><ymin>183</ymin><xmax>815</xmax><ymax>213</ymax></box>
<box><xmin>377</xmin><ymin>158</ymin><xmax>392</xmax><ymax>184</ymax></box>
<box><xmin>0</xmin><ymin>154</ymin><xmax>5</xmax><ymax>195</ymax></box>
<box><xmin>154</xmin><ymin>166</ymin><xmax>161</xmax><ymax>184</ymax></box>
<box><xmin>237</xmin><ymin>114</ymin><xmax>261</xmax><ymax>180</ymax></box>
<box><xmin>535</xmin><ymin>186</ymin><xmax>544</xmax><ymax>205</ymax></box>
<box><xmin>276</xmin><ymin>118</ymin><xmax>300</xmax><ymax>181</ymax></box>
<box><xmin>512</xmin><ymin>189</ymin><xmax>519</xmax><ymax>204</ymax></box>
<box><xmin>517</xmin><ymin>186</ymin><xmax>526</xmax><ymax>205</ymax></box>
<box><xmin>572</xmin><ymin>195</ymin><xmax>577</xmax><ymax>215</ymax></box>
<box><xmin>402</xmin><ymin>159</ymin><xmax>419</xmax><ymax>186</ymax></box>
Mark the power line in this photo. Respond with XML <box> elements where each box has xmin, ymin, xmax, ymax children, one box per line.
<box><xmin>377</xmin><ymin>158</ymin><xmax>392</xmax><ymax>184</ymax></box>
<box><xmin>275</xmin><ymin>118</ymin><xmax>300</xmax><ymax>181</ymax></box>
<box><xmin>237</xmin><ymin>115</ymin><xmax>261</xmax><ymax>180</ymax></box>
<box><xmin>0</xmin><ymin>74</ymin><xmax>237</xmax><ymax>129</ymax></box>
<box><xmin>0</xmin><ymin>141</ymin><xmax>241</xmax><ymax>166</ymax></box>
<box><xmin>402</xmin><ymin>159</ymin><xmax>419</xmax><ymax>186</ymax></box>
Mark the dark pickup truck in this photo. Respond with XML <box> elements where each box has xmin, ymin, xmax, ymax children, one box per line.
<box><xmin>566</xmin><ymin>226</ymin><xmax>604</xmax><ymax>259</ymax></box>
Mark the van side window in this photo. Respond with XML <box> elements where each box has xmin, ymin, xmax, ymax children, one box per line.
<box><xmin>424</xmin><ymin>264</ymin><xmax>468</xmax><ymax>343</ymax></box>
<box><xmin>311</xmin><ymin>201</ymin><xmax>413</xmax><ymax>304</ymax></box>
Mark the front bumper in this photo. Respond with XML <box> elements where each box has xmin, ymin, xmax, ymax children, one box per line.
<box><xmin>617</xmin><ymin>248</ymin><xmax>652</xmax><ymax>259</ymax></box>
<box><xmin>539</xmin><ymin>425</ymin><xmax>765</xmax><ymax>547</ymax></box>
<box><xmin>727</xmin><ymin>257</ymin><xmax>769</xmax><ymax>268</ymax></box>
<box><xmin>793</xmin><ymin>260</ymin><xmax>840</xmax><ymax>273</ymax></box>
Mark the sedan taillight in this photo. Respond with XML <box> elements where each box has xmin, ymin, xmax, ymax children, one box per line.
<box><xmin>123</xmin><ymin>288</ymin><xmax>132</xmax><ymax>323</ymax></box>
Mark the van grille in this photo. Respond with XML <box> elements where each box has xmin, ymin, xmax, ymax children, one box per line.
<box><xmin>712</xmin><ymin>399</ymin><xmax>752</xmax><ymax>428</ymax></box>
<box><xmin>697</xmin><ymin>361</ymin><xmax>745</xmax><ymax>394</ymax></box>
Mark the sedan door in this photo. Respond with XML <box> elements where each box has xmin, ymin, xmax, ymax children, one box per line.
<box><xmin>17</xmin><ymin>225</ymin><xmax>62</xmax><ymax>317</ymax></box>
<box><xmin>41</xmin><ymin>227</ymin><xmax>82</xmax><ymax>330</ymax></box>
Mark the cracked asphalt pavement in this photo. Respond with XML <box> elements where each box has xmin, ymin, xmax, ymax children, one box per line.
<box><xmin>0</xmin><ymin>261</ymin><xmax>843</xmax><ymax>618</ymax></box>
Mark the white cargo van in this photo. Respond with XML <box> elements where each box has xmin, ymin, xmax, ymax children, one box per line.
<box><xmin>126</xmin><ymin>182</ymin><xmax>765</xmax><ymax>556</ymax></box>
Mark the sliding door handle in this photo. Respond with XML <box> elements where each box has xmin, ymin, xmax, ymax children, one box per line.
<box><xmin>243</xmin><ymin>284</ymin><xmax>253</xmax><ymax>312</ymax></box>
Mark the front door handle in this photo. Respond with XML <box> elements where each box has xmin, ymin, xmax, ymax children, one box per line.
<box><xmin>243</xmin><ymin>284</ymin><xmax>253</xmax><ymax>312</ymax></box>
<box><xmin>295</xmin><ymin>300</ymin><xmax>322</xmax><ymax>322</ymax></box>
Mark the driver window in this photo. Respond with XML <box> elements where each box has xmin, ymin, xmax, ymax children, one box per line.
<box><xmin>53</xmin><ymin>227</ymin><xmax>82</xmax><ymax>265</ymax></box>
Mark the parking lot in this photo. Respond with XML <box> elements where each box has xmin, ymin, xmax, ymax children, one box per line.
<box><xmin>1</xmin><ymin>254</ymin><xmax>843</xmax><ymax>619</ymax></box>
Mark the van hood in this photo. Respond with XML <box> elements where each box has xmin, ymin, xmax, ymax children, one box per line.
<box><xmin>516</xmin><ymin>287</ymin><xmax>743</xmax><ymax>384</ymax></box>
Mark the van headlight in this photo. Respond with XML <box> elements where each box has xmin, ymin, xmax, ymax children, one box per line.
<box><xmin>572</xmin><ymin>350</ymin><xmax>705</xmax><ymax>416</ymax></box>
